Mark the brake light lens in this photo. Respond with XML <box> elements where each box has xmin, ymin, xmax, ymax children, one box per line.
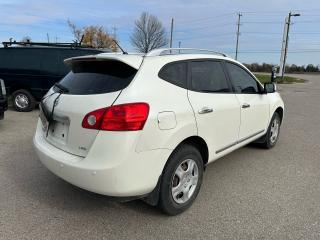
<box><xmin>82</xmin><ymin>108</ymin><xmax>106</xmax><ymax>129</ymax></box>
<box><xmin>82</xmin><ymin>103</ymin><xmax>149</xmax><ymax>131</ymax></box>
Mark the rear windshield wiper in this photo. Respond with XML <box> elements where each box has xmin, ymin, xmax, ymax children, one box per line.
<box><xmin>54</xmin><ymin>83</ymin><xmax>69</xmax><ymax>93</ymax></box>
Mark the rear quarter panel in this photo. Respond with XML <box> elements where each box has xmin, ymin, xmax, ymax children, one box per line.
<box><xmin>113</xmin><ymin>57</ymin><xmax>198</xmax><ymax>153</ymax></box>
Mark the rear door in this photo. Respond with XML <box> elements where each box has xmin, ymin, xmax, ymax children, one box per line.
<box><xmin>224</xmin><ymin>62</ymin><xmax>269</xmax><ymax>141</ymax></box>
<box><xmin>187</xmin><ymin>60</ymin><xmax>241</xmax><ymax>158</ymax></box>
<box><xmin>41</xmin><ymin>58</ymin><xmax>141</xmax><ymax>157</ymax></box>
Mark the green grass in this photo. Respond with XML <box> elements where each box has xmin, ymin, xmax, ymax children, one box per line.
<box><xmin>254</xmin><ymin>74</ymin><xmax>306</xmax><ymax>84</ymax></box>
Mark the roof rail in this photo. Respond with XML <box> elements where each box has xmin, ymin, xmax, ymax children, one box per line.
<box><xmin>146</xmin><ymin>48</ymin><xmax>228</xmax><ymax>57</ymax></box>
<box><xmin>2</xmin><ymin>41</ymin><xmax>95</xmax><ymax>49</ymax></box>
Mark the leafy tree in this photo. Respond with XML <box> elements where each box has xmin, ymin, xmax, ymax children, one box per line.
<box><xmin>306</xmin><ymin>64</ymin><xmax>318</xmax><ymax>72</ymax></box>
<box><xmin>131</xmin><ymin>12</ymin><xmax>168</xmax><ymax>53</ymax></box>
<box><xmin>67</xmin><ymin>20</ymin><xmax>117</xmax><ymax>51</ymax></box>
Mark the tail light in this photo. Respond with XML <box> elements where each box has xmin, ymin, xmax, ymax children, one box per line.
<box><xmin>82</xmin><ymin>103</ymin><xmax>149</xmax><ymax>131</ymax></box>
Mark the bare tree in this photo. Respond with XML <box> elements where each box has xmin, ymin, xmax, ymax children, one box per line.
<box><xmin>67</xmin><ymin>19</ymin><xmax>82</xmax><ymax>42</ymax></box>
<box><xmin>131</xmin><ymin>12</ymin><xmax>168</xmax><ymax>53</ymax></box>
<box><xmin>67</xmin><ymin>20</ymin><xmax>118</xmax><ymax>51</ymax></box>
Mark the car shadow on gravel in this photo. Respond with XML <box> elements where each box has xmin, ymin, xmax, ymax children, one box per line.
<box><xmin>2</xmin><ymin>141</ymin><xmax>163</xmax><ymax>217</ymax></box>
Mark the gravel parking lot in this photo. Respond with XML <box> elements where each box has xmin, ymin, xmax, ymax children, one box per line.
<box><xmin>0</xmin><ymin>74</ymin><xmax>319</xmax><ymax>240</ymax></box>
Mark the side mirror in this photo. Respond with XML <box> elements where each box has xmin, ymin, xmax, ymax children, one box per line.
<box><xmin>264</xmin><ymin>82</ymin><xmax>276</xmax><ymax>94</ymax></box>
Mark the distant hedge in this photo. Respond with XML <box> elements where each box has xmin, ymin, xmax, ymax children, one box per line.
<box><xmin>244</xmin><ymin>63</ymin><xmax>319</xmax><ymax>73</ymax></box>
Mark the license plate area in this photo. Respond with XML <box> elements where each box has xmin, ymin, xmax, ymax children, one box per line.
<box><xmin>48</xmin><ymin>120</ymin><xmax>69</xmax><ymax>145</ymax></box>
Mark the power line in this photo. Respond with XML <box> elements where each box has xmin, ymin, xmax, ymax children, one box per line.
<box><xmin>224</xmin><ymin>50</ymin><xmax>320</xmax><ymax>54</ymax></box>
<box><xmin>174</xmin><ymin>22</ymin><xmax>235</xmax><ymax>33</ymax></box>
<box><xmin>175</xmin><ymin>13</ymin><xmax>236</xmax><ymax>24</ymax></box>
<box><xmin>242</xmin><ymin>31</ymin><xmax>320</xmax><ymax>35</ymax></box>
<box><xmin>176</xmin><ymin>32</ymin><xmax>234</xmax><ymax>41</ymax></box>
<box><xmin>242</xmin><ymin>32</ymin><xmax>282</xmax><ymax>35</ymax></box>
<box><xmin>293</xmin><ymin>20</ymin><xmax>320</xmax><ymax>23</ymax></box>
<box><xmin>242</xmin><ymin>21</ymin><xmax>283</xmax><ymax>24</ymax></box>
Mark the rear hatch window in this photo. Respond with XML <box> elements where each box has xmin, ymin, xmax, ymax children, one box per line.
<box><xmin>55</xmin><ymin>60</ymin><xmax>137</xmax><ymax>95</ymax></box>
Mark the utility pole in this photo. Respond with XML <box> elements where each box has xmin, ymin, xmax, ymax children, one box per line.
<box><xmin>170</xmin><ymin>18</ymin><xmax>174</xmax><ymax>48</ymax></box>
<box><xmin>46</xmin><ymin>33</ymin><xmax>50</xmax><ymax>43</ymax></box>
<box><xmin>112</xmin><ymin>26</ymin><xmax>117</xmax><ymax>39</ymax></box>
<box><xmin>235</xmin><ymin>12</ymin><xmax>242</xmax><ymax>60</ymax></box>
<box><xmin>279</xmin><ymin>12</ymin><xmax>300</xmax><ymax>78</ymax></box>
<box><xmin>112</xmin><ymin>26</ymin><xmax>118</xmax><ymax>52</ymax></box>
<box><xmin>178</xmin><ymin>41</ymin><xmax>181</xmax><ymax>53</ymax></box>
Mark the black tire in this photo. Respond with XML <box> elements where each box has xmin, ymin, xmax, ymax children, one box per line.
<box><xmin>12</xmin><ymin>89</ymin><xmax>35</xmax><ymax>112</ymax></box>
<box><xmin>158</xmin><ymin>143</ymin><xmax>204</xmax><ymax>215</ymax></box>
<box><xmin>261</xmin><ymin>112</ymin><xmax>281</xmax><ymax>149</ymax></box>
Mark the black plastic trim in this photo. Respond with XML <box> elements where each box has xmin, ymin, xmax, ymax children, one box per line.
<box><xmin>215</xmin><ymin>129</ymin><xmax>265</xmax><ymax>154</ymax></box>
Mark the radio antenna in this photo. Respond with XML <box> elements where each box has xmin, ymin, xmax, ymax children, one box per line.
<box><xmin>113</xmin><ymin>40</ymin><xmax>127</xmax><ymax>54</ymax></box>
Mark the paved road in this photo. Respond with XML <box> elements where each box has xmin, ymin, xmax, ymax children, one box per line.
<box><xmin>0</xmin><ymin>74</ymin><xmax>320</xmax><ymax>240</ymax></box>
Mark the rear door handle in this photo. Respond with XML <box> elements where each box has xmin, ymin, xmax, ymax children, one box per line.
<box><xmin>198</xmin><ymin>107</ymin><xmax>213</xmax><ymax>114</ymax></box>
<box><xmin>242</xmin><ymin>103</ymin><xmax>250</xmax><ymax>109</ymax></box>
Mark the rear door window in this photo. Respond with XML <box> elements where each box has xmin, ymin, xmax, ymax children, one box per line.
<box><xmin>190</xmin><ymin>61</ymin><xmax>230</xmax><ymax>93</ymax></box>
<box><xmin>56</xmin><ymin>60</ymin><xmax>137</xmax><ymax>95</ymax></box>
<box><xmin>158</xmin><ymin>62</ymin><xmax>187</xmax><ymax>88</ymax></box>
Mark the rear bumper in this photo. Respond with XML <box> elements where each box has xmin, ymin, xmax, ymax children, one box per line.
<box><xmin>33</xmin><ymin>121</ymin><xmax>171</xmax><ymax>197</ymax></box>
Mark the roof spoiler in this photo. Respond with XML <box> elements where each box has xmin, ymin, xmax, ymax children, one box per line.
<box><xmin>64</xmin><ymin>54</ymin><xmax>144</xmax><ymax>70</ymax></box>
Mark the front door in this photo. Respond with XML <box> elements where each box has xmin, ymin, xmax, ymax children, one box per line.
<box><xmin>224</xmin><ymin>62</ymin><xmax>269</xmax><ymax>141</ymax></box>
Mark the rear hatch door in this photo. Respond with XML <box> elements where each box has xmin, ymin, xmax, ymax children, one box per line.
<box><xmin>40</xmin><ymin>55</ymin><xmax>142</xmax><ymax>157</ymax></box>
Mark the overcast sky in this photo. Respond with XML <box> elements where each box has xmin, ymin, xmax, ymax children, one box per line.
<box><xmin>0</xmin><ymin>0</ymin><xmax>319</xmax><ymax>65</ymax></box>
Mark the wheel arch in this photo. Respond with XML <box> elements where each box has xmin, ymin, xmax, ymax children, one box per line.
<box><xmin>174</xmin><ymin>136</ymin><xmax>209</xmax><ymax>167</ymax></box>
<box><xmin>144</xmin><ymin>135</ymin><xmax>209</xmax><ymax>206</ymax></box>
<box><xmin>275</xmin><ymin>106</ymin><xmax>284</xmax><ymax>123</ymax></box>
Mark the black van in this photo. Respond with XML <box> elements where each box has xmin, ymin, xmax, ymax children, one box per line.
<box><xmin>0</xmin><ymin>79</ymin><xmax>8</xmax><ymax>119</ymax></box>
<box><xmin>0</xmin><ymin>42</ymin><xmax>106</xmax><ymax>111</ymax></box>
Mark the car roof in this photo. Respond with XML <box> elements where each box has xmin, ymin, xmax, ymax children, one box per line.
<box><xmin>65</xmin><ymin>48</ymin><xmax>246</xmax><ymax>71</ymax></box>
<box><xmin>100</xmin><ymin>48</ymin><xmax>236</xmax><ymax>62</ymax></box>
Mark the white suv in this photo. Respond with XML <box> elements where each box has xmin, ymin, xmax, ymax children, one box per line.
<box><xmin>34</xmin><ymin>48</ymin><xmax>284</xmax><ymax>215</ymax></box>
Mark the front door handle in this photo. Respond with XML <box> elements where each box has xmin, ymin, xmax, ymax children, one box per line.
<box><xmin>198</xmin><ymin>107</ymin><xmax>213</xmax><ymax>114</ymax></box>
<box><xmin>242</xmin><ymin>103</ymin><xmax>250</xmax><ymax>109</ymax></box>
